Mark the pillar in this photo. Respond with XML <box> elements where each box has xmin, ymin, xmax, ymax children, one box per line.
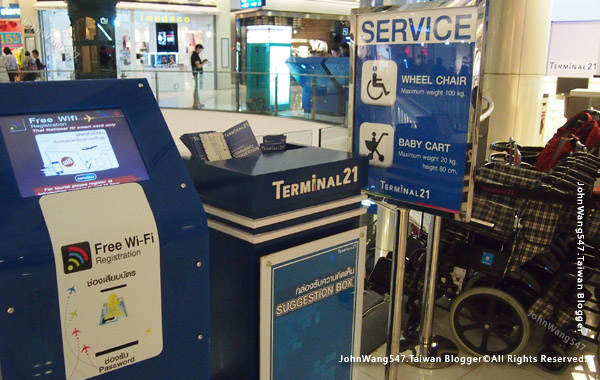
<box><xmin>16</xmin><ymin>0</ymin><xmax>40</xmax><ymax>53</ymax></box>
<box><xmin>216</xmin><ymin>0</ymin><xmax>232</xmax><ymax>89</ymax></box>
<box><xmin>483</xmin><ymin>0</ymin><xmax>553</xmax><ymax>150</ymax></box>
<box><xmin>67</xmin><ymin>0</ymin><xmax>119</xmax><ymax>79</ymax></box>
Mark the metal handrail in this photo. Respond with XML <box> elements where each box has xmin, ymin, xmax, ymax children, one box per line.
<box><xmin>480</xmin><ymin>95</ymin><xmax>495</xmax><ymax>122</ymax></box>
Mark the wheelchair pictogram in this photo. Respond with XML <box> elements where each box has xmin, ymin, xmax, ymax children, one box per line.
<box><xmin>365</xmin><ymin>132</ymin><xmax>389</xmax><ymax>162</ymax></box>
<box><xmin>360</xmin><ymin>60</ymin><xmax>397</xmax><ymax>106</ymax></box>
<box><xmin>366</xmin><ymin>70</ymin><xmax>391</xmax><ymax>101</ymax></box>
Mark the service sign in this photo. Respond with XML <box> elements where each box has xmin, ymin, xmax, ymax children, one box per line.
<box><xmin>40</xmin><ymin>183</ymin><xmax>162</xmax><ymax>380</ymax></box>
<box><xmin>260</xmin><ymin>228</ymin><xmax>365</xmax><ymax>380</ymax></box>
<box><xmin>352</xmin><ymin>1</ymin><xmax>485</xmax><ymax>217</ymax></box>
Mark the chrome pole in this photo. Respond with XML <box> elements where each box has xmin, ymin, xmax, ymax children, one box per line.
<box><xmin>404</xmin><ymin>214</ymin><xmax>458</xmax><ymax>369</ymax></box>
<box><xmin>311</xmin><ymin>76</ymin><xmax>317</xmax><ymax>120</ymax></box>
<box><xmin>154</xmin><ymin>72</ymin><xmax>160</xmax><ymax>103</ymax></box>
<box><xmin>420</xmin><ymin>215</ymin><xmax>440</xmax><ymax>345</ymax></box>
<box><xmin>385</xmin><ymin>207</ymin><xmax>409</xmax><ymax>380</ymax></box>
<box><xmin>274</xmin><ymin>74</ymin><xmax>279</xmax><ymax>116</ymax></box>
<box><xmin>235</xmin><ymin>72</ymin><xmax>241</xmax><ymax>112</ymax></box>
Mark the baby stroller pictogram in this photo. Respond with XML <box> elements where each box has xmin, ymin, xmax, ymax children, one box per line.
<box><xmin>365</xmin><ymin>132</ymin><xmax>388</xmax><ymax>162</ymax></box>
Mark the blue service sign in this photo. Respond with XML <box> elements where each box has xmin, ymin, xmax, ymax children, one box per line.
<box><xmin>352</xmin><ymin>3</ymin><xmax>485</xmax><ymax>215</ymax></box>
<box><xmin>260</xmin><ymin>228</ymin><xmax>365</xmax><ymax>380</ymax></box>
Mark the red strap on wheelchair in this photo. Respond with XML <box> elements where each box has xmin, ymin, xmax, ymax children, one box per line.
<box><xmin>536</xmin><ymin>111</ymin><xmax>600</xmax><ymax>171</ymax></box>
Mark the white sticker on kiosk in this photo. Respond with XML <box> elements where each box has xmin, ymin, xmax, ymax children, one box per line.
<box><xmin>35</xmin><ymin>130</ymin><xmax>119</xmax><ymax>177</ymax></box>
<box><xmin>39</xmin><ymin>183</ymin><xmax>162</xmax><ymax>380</ymax></box>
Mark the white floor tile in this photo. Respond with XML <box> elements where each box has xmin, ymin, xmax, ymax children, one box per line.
<box><xmin>395</xmin><ymin>361</ymin><xmax>480</xmax><ymax>380</ymax></box>
<box><xmin>458</xmin><ymin>363</ymin><xmax>550</xmax><ymax>380</ymax></box>
<box><xmin>519</xmin><ymin>347</ymin><xmax>599</xmax><ymax>380</ymax></box>
<box><xmin>355</xmin><ymin>370</ymin><xmax>378</xmax><ymax>380</ymax></box>
<box><xmin>359</xmin><ymin>305</ymin><xmax>599</xmax><ymax>380</ymax></box>
<box><xmin>357</xmin><ymin>342</ymin><xmax>481</xmax><ymax>380</ymax></box>
<box><xmin>353</xmin><ymin>356</ymin><xmax>386</xmax><ymax>379</ymax></box>
<box><xmin>356</xmin><ymin>358</ymin><xmax>482</xmax><ymax>380</ymax></box>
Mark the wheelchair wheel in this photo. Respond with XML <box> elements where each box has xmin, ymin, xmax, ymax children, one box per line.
<box><xmin>450</xmin><ymin>287</ymin><xmax>530</xmax><ymax>356</ymax></box>
<box><xmin>537</xmin><ymin>345</ymin><xmax>568</xmax><ymax>373</ymax></box>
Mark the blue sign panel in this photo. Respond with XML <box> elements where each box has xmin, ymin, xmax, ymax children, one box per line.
<box><xmin>481</xmin><ymin>251</ymin><xmax>494</xmax><ymax>266</ymax></box>
<box><xmin>353</xmin><ymin>4</ymin><xmax>484</xmax><ymax>215</ymax></box>
<box><xmin>0</xmin><ymin>33</ymin><xmax>21</xmax><ymax>46</ymax></box>
<box><xmin>241</xmin><ymin>0</ymin><xmax>264</xmax><ymax>9</ymax></box>
<box><xmin>0</xmin><ymin>4</ymin><xmax>21</xmax><ymax>19</ymax></box>
<box><xmin>260</xmin><ymin>228</ymin><xmax>365</xmax><ymax>380</ymax></box>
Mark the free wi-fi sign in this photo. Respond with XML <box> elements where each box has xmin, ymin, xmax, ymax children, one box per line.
<box><xmin>61</xmin><ymin>242</ymin><xmax>93</xmax><ymax>274</ymax></box>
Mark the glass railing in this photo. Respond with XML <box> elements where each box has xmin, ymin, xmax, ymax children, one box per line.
<box><xmin>141</xmin><ymin>69</ymin><xmax>349</xmax><ymax>126</ymax></box>
<box><xmin>13</xmin><ymin>69</ymin><xmax>349</xmax><ymax>124</ymax></box>
<box><xmin>257</xmin><ymin>129</ymin><xmax>313</xmax><ymax>146</ymax></box>
<box><xmin>319</xmin><ymin>125</ymin><xmax>349</xmax><ymax>151</ymax></box>
<box><xmin>9</xmin><ymin>69</ymin><xmax>351</xmax><ymax>151</ymax></box>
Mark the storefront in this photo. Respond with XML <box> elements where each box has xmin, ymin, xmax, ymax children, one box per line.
<box><xmin>234</xmin><ymin>11</ymin><xmax>351</xmax><ymax>72</ymax></box>
<box><xmin>0</xmin><ymin>4</ymin><xmax>24</xmax><ymax>65</ymax></box>
<box><xmin>233</xmin><ymin>10</ymin><xmax>351</xmax><ymax>113</ymax></box>
<box><xmin>35</xmin><ymin>3</ymin><xmax>217</xmax><ymax>90</ymax></box>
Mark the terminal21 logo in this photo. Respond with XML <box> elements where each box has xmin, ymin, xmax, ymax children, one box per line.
<box><xmin>61</xmin><ymin>242</ymin><xmax>93</xmax><ymax>274</ymax></box>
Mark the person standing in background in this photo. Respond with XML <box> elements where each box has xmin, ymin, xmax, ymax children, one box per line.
<box><xmin>191</xmin><ymin>44</ymin><xmax>208</xmax><ymax>109</ymax></box>
<box><xmin>459</xmin><ymin>56</ymin><xmax>471</xmax><ymax>76</ymax></box>
<box><xmin>21</xmin><ymin>51</ymin><xmax>37</xmax><ymax>81</ymax></box>
<box><xmin>3</xmin><ymin>47</ymin><xmax>18</xmax><ymax>82</ymax></box>
<box><xmin>0</xmin><ymin>45</ymin><xmax>9</xmax><ymax>82</ymax></box>
<box><xmin>32</xmin><ymin>50</ymin><xmax>45</xmax><ymax>70</ymax></box>
<box><xmin>330</xmin><ymin>45</ymin><xmax>341</xmax><ymax>58</ymax></box>
<box><xmin>32</xmin><ymin>49</ymin><xmax>46</xmax><ymax>80</ymax></box>
<box><xmin>339</xmin><ymin>42</ymin><xmax>350</xmax><ymax>57</ymax></box>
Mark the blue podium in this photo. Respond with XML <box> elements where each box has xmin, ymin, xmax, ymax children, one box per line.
<box><xmin>185</xmin><ymin>145</ymin><xmax>368</xmax><ymax>380</ymax></box>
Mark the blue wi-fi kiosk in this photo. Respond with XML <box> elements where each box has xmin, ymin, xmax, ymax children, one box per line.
<box><xmin>0</xmin><ymin>79</ymin><xmax>209</xmax><ymax>380</ymax></box>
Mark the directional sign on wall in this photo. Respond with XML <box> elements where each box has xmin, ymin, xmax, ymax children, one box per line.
<box><xmin>546</xmin><ymin>21</ymin><xmax>600</xmax><ymax>78</ymax></box>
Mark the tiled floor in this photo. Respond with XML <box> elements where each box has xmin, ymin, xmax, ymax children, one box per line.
<box><xmin>355</xmin><ymin>308</ymin><xmax>598</xmax><ymax>380</ymax></box>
